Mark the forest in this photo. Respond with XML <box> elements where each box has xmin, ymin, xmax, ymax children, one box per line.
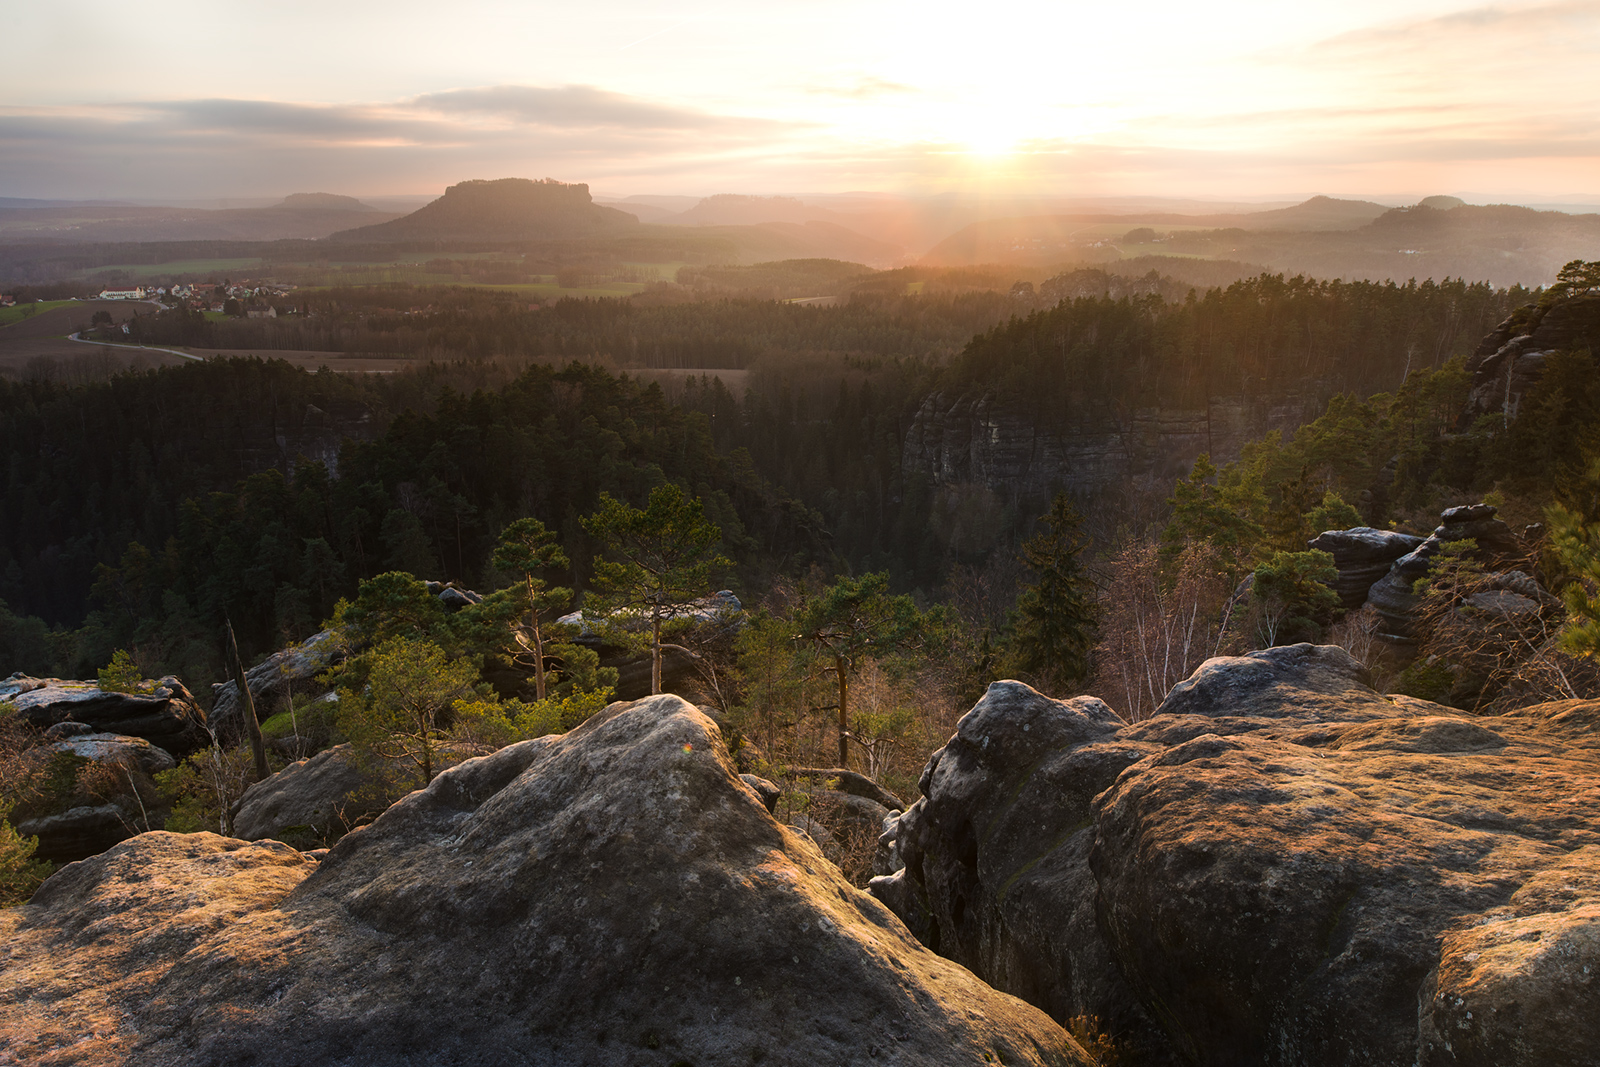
<box><xmin>2</xmin><ymin>260</ymin><xmax>1598</xmax><ymax>891</ymax></box>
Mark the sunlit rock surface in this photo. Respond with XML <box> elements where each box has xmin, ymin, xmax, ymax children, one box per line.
<box><xmin>873</xmin><ymin>646</ymin><xmax>1600</xmax><ymax>1067</ymax></box>
<box><xmin>0</xmin><ymin>695</ymin><xmax>1090</xmax><ymax>1067</ymax></box>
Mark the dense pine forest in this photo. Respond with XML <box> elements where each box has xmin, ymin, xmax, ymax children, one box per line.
<box><xmin>0</xmin><ymin>269</ymin><xmax>1555</xmax><ymax>688</ymax></box>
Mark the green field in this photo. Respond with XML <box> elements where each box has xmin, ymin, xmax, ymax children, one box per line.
<box><xmin>77</xmin><ymin>258</ymin><xmax>266</xmax><ymax>281</ymax></box>
<box><xmin>0</xmin><ymin>300</ymin><xmax>77</xmax><ymax>327</ymax></box>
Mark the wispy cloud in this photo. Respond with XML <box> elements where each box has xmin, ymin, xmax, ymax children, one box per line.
<box><xmin>805</xmin><ymin>77</ymin><xmax>920</xmax><ymax>100</ymax></box>
<box><xmin>410</xmin><ymin>84</ymin><xmax>771</xmax><ymax>131</ymax></box>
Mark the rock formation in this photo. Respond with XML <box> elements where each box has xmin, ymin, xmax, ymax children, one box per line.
<box><xmin>899</xmin><ymin>390</ymin><xmax>1315</xmax><ymax>552</ymax></box>
<box><xmin>1363</xmin><ymin>503</ymin><xmax>1525</xmax><ymax>651</ymax></box>
<box><xmin>330</xmin><ymin>177</ymin><xmax>640</xmax><ymax>243</ymax></box>
<box><xmin>229</xmin><ymin>742</ymin><xmax>373</xmax><ymax>847</ymax></box>
<box><xmin>0</xmin><ymin>695</ymin><xmax>1091</xmax><ymax>1067</ymax></box>
<box><xmin>0</xmin><ymin>674</ymin><xmax>208</xmax><ymax>758</ymax></box>
<box><xmin>872</xmin><ymin>647</ymin><xmax>1600</xmax><ymax>1067</ymax></box>
<box><xmin>1306</xmin><ymin>526</ymin><xmax>1423</xmax><ymax>608</ymax></box>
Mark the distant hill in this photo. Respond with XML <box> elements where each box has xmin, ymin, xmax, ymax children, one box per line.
<box><xmin>330</xmin><ymin>179</ymin><xmax>639</xmax><ymax>243</ymax></box>
<box><xmin>0</xmin><ymin>194</ymin><xmax>400</xmax><ymax>243</ymax></box>
<box><xmin>920</xmin><ymin>196</ymin><xmax>1600</xmax><ymax>286</ymax></box>
<box><xmin>1233</xmin><ymin>195</ymin><xmax>1388</xmax><ymax>231</ymax></box>
<box><xmin>266</xmin><ymin>193</ymin><xmax>378</xmax><ymax>213</ymax></box>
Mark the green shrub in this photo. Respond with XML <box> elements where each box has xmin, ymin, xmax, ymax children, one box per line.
<box><xmin>0</xmin><ymin>802</ymin><xmax>52</xmax><ymax>906</ymax></box>
<box><xmin>97</xmin><ymin>649</ymin><xmax>148</xmax><ymax>694</ymax></box>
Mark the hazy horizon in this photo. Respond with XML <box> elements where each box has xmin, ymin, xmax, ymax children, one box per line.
<box><xmin>4</xmin><ymin>0</ymin><xmax>1599</xmax><ymax>203</ymax></box>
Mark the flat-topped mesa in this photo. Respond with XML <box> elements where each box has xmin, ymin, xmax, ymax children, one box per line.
<box><xmin>872</xmin><ymin>646</ymin><xmax>1600</xmax><ymax>1067</ymax></box>
<box><xmin>0</xmin><ymin>694</ymin><xmax>1090</xmax><ymax>1067</ymax></box>
<box><xmin>329</xmin><ymin>177</ymin><xmax>640</xmax><ymax>243</ymax></box>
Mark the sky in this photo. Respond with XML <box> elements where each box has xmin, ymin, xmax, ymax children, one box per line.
<box><xmin>2</xmin><ymin>0</ymin><xmax>1598</xmax><ymax>202</ymax></box>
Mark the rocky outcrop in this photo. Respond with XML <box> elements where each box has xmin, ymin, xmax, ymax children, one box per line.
<box><xmin>1364</xmin><ymin>503</ymin><xmax>1525</xmax><ymax>650</ymax></box>
<box><xmin>0</xmin><ymin>695</ymin><xmax>1091</xmax><ymax>1067</ymax></box>
<box><xmin>208</xmin><ymin>628</ymin><xmax>342</xmax><ymax>742</ymax></box>
<box><xmin>562</xmin><ymin>590</ymin><xmax>744</xmax><ymax>702</ymax></box>
<box><xmin>901</xmin><ymin>390</ymin><xmax>1315</xmax><ymax>507</ymax></box>
<box><xmin>872</xmin><ymin>647</ymin><xmax>1600</xmax><ymax>1067</ymax></box>
<box><xmin>1</xmin><ymin>674</ymin><xmax>208</xmax><ymax>758</ymax></box>
<box><xmin>1307</xmin><ymin>526</ymin><xmax>1424</xmax><ymax>608</ymax></box>
<box><xmin>45</xmin><ymin>732</ymin><xmax>176</xmax><ymax>777</ymax></box>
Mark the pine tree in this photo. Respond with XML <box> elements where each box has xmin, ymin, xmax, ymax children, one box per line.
<box><xmin>1011</xmin><ymin>494</ymin><xmax>1100</xmax><ymax>689</ymax></box>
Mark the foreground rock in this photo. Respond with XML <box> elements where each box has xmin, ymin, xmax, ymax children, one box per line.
<box><xmin>1</xmin><ymin>674</ymin><xmax>208</xmax><ymax>757</ymax></box>
<box><xmin>0</xmin><ymin>695</ymin><xmax>1090</xmax><ymax>1067</ymax></box>
<box><xmin>873</xmin><ymin>646</ymin><xmax>1600</xmax><ymax>1067</ymax></box>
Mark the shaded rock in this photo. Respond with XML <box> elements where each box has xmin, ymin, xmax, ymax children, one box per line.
<box><xmin>42</xmin><ymin>720</ymin><xmax>95</xmax><ymax>740</ymax></box>
<box><xmin>788</xmin><ymin>766</ymin><xmax>906</xmax><ymax>811</ymax></box>
<box><xmin>1363</xmin><ymin>503</ymin><xmax>1525</xmax><ymax>650</ymax></box>
<box><xmin>873</xmin><ymin>681</ymin><xmax>1170</xmax><ymax>1060</ymax></box>
<box><xmin>426</xmin><ymin>580</ymin><xmax>483</xmax><ymax>612</ymax></box>
<box><xmin>15</xmin><ymin>804</ymin><xmax>133</xmax><ymax>864</ymax></box>
<box><xmin>230</xmin><ymin>743</ymin><xmax>372</xmax><ymax>848</ymax></box>
<box><xmin>49</xmin><ymin>733</ymin><xmax>176</xmax><ymax>777</ymax></box>
<box><xmin>738</xmin><ymin>773</ymin><xmax>780</xmax><ymax>813</ymax></box>
<box><xmin>208</xmin><ymin>628</ymin><xmax>342</xmax><ymax>742</ymax></box>
<box><xmin>2</xmin><ymin>676</ymin><xmax>207</xmax><ymax>758</ymax></box>
<box><xmin>0</xmin><ymin>696</ymin><xmax>1090</xmax><ymax>1067</ymax></box>
<box><xmin>874</xmin><ymin>650</ymin><xmax>1600</xmax><ymax>1067</ymax></box>
<box><xmin>1462</xmin><ymin>293</ymin><xmax>1600</xmax><ymax>424</ymax></box>
<box><xmin>1307</xmin><ymin>526</ymin><xmax>1424</xmax><ymax>608</ymax></box>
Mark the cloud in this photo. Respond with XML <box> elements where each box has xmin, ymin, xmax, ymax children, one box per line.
<box><xmin>410</xmin><ymin>85</ymin><xmax>770</xmax><ymax>132</ymax></box>
<box><xmin>805</xmin><ymin>77</ymin><xmax>919</xmax><ymax>100</ymax></box>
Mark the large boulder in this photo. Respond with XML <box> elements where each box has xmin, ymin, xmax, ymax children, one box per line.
<box><xmin>1</xmin><ymin>674</ymin><xmax>208</xmax><ymax>758</ymax></box>
<box><xmin>873</xmin><ymin>648</ymin><xmax>1600</xmax><ymax>1067</ymax></box>
<box><xmin>15</xmin><ymin>804</ymin><xmax>134</xmax><ymax>865</ymax></box>
<box><xmin>229</xmin><ymin>742</ymin><xmax>372</xmax><ymax>847</ymax></box>
<box><xmin>7</xmin><ymin>732</ymin><xmax>174</xmax><ymax>863</ymax></box>
<box><xmin>0</xmin><ymin>695</ymin><xmax>1091</xmax><ymax>1067</ymax></box>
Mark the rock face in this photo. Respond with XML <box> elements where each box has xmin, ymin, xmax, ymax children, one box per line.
<box><xmin>1306</xmin><ymin>526</ymin><xmax>1424</xmax><ymax>608</ymax></box>
<box><xmin>46</xmin><ymin>732</ymin><xmax>176</xmax><ymax>777</ymax></box>
<box><xmin>15</xmin><ymin>804</ymin><xmax>135</xmax><ymax>865</ymax></box>
<box><xmin>0</xmin><ymin>695</ymin><xmax>1091</xmax><ymax>1067</ymax></box>
<box><xmin>1</xmin><ymin>674</ymin><xmax>208</xmax><ymax>758</ymax></box>
<box><xmin>901</xmin><ymin>390</ymin><xmax>1314</xmax><ymax>509</ymax></box>
<box><xmin>872</xmin><ymin>648</ymin><xmax>1600</xmax><ymax>1067</ymax></box>
<box><xmin>208</xmin><ymin>628</ymin><xmax>342</xmax><ymax>742</ymax></box>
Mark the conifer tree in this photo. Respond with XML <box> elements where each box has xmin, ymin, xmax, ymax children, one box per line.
<box><xmin>492</xmin><ymin>518</ymin><xmax>571</xmax><ymax>701</ymax></box>
<box><xmin>582</xmin><ymin>485</ymin><xmax>730</xmax><ymax>695</ymax></box>
<box><xmin>1011</xmin><ymin>494</ymin><xmax>1100</xmax><ymax>689</ymax></box>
